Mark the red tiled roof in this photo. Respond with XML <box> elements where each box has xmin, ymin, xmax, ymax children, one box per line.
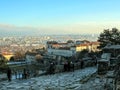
<box><xmin>75</xmin><ymin>42</ymin><xmax>100</xmax><ymax>47</ymax></box>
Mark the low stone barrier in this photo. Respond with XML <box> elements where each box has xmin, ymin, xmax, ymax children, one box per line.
<box><xmin>0</xmin><ymin>74</ymin><xmax>7</xmax><ymax>81</ymax></box>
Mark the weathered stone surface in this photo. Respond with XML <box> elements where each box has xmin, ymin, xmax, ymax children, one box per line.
<box><xmin>0</xmin><ymin>67</ymin><xmax>100</xmax><ymax>90</ymax></box>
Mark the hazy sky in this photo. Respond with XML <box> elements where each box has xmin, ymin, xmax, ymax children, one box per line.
<box><xmin>0</xmin><ymin>0</ymin><xmax>120</xmax><ymax>35</ymax></box>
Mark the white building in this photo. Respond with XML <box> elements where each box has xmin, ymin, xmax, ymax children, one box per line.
<box><xmin>47</xmin><ymin>48</ymin><xmax>75</xmax><ymax>57</ymax></box>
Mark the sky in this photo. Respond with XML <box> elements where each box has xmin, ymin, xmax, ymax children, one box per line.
<box><xmin>0</xmin><ymin>0</ymin><xmax>120</xmax><ymax>35</ymax></box>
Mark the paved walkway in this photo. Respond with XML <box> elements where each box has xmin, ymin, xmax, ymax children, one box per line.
<box><xmin>0</xmin><ymin>67</ymin><xmax>97</xmax><ymax>90</ymax></box>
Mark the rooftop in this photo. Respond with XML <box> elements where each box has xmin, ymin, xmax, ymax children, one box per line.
<box><xmin>104</xmin><ymin>45</ymin><xmax>120</xmax><ymax>49</ymax></box>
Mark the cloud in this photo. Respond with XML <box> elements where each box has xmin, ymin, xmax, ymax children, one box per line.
<box><xmin>0</xmin><ymin>21</ymin><xmax>120</xmax><ymax>36</ymax></box>
<box><xmin>0</xmin><ymin>23</ymin><xmax>16</xmax><ymax>29</ymax></box>
<box><xmin>0</xmin><ymin>23</ymin><xmax>39</xmax><ymax>36</ymax></box>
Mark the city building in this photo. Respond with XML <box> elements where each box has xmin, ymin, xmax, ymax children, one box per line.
<box><xmin>46</xmin><ymin>41</ymin><xmax>100</xmax><ymax>61</ymax></box>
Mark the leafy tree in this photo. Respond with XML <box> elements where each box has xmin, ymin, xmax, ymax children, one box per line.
<box><xmin>9</xmin><ymin>56</ymin><xmax>15</xmax><ymax>61</ymax></box>
<box><xmin>35</xmin><ymin>54</ymin><xmax>43</xmax><ymax>63</ymax></box>
<box><xmin>77</xmin><ymin>49</ymin><xmax>89</xmax><ymax>59</ymax></box>
<box><xmin>47</xmin><ymin>41</ymin><xmax>58</xmax><ymax>44</ymax></box>
<box><xmin>0</xmin><ymin>59</ymin><xmax>8</xmax><ymax>72</ymax></box>
<box><xmin>14</xmin><ymin>51</ymin><xmax>25</xmax><ymax>60</ymax></box>
<box><xmin>98</xmin><ymin>28</ymin><xmax>120</xmax><ymax>49</ymax></box>
<box><xmin>67</xmin><ymin>40</ymin><xmax>74</xmax><ymax>43</ymax></box>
